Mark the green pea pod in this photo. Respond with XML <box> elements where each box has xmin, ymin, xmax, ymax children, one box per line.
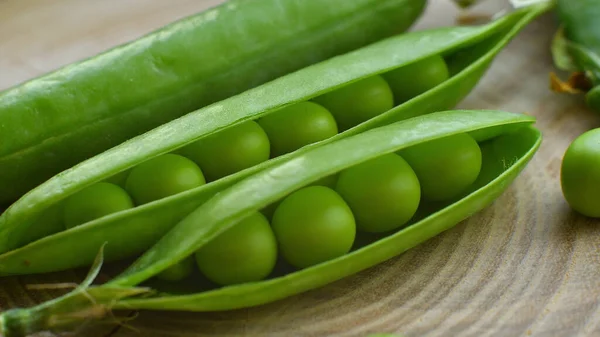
<box><xmin>551</xmin><ymin>0</ymin><xmax>600</xmax><ymax>109</ymax></box>
<box><xmin>0</xmin><ymin>0</ymin><xmax>427</xmax><ymax>205</ymax></box>
<box><xmin>0</xmin><ymin>2</ymin><xmax>552</xmax><ymax>276</ymax></box>
<box><xmin>0</xmin><ymin>109</ymin><xmax>542</xmax><ymax>337</ymax></box>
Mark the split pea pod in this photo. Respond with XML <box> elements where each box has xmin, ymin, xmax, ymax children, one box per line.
<box><xmin>551</xmin><ymin>0</ymin><xmax>600</xmax><ymax>110</ymax></box>
<box><xmin>0</xmin><ymin>2</ymin><xmax>552</xmax><ymax>276</ymax></box>
<box><xmin>0</xmin><ymin>109</ymin><xmax>542</xmax><ymax>337</ymax></box>
<box><xmin>0</xmin><ymin>0</ymin><xmax>427</xmax><ymax>205</ymax></box>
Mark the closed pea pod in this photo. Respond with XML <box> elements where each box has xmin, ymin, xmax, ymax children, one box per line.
<box><xmin>0</xmin><ymin>3</ymin><xmax>552</xmax><ymax>276</ymax></box>
<box><xmin>0</xmin><ymin>109</ymin><xmax>542</xmax><ymax>336</ymax></box>
<box><xmin>0</xmin><ymin>0</ymin><xmax>427</xmax><ymax>205</ymax></box>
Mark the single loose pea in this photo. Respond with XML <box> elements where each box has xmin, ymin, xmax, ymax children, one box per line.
<box><xmin>63</xmin><ymin>182</ymin><xmax>134</xmax><ymax>229</ymax></box>
<box><xmin>399</xmin><ymin>133</ymin><xmax>481</xmax><ymax>201</ymax></box>
<box><xmin>271</xmin><ymin>186</ymin><xmax>356</xmax><ymax>269</ymax></box>
<box><xmin>155</xmin><ymin>256</ymin><xmax>195</xmax><ymax>282</ymax></box>
<box><xmin>258</xmin><ymin>101</ymin><xmax>338</xmax><ymax>157</ymax></box>
<box><xmin>383</xmin><ymin>55</ymin><xmax>449</xmax><ymax>104</ymax></box>
<box><xmin>561</xmin><ymin>128</ymin><xmax>600</xmax><ymax>218</ymax></box>
<box><xmin>335</xmin><ymin>153</ymin><xmax>420</xmax><ymax>233</ymax></box>
<box><xmin>312</xmin><ymin>75</ymin><xmax>394</xmax><ymax>131</ymax></box>
<box><xmin>125</xmin><ymin>154</ymin><xmax>206</xmax><ymax>205</ymax></box>
<box><xmin>195</xmin><ymin>212</ymin><xmax>277</xmax><ymax>286</ymax></box>
<box><xmin>179</xmin><ymin>121</ymin><xmax>270</xmax><ymax>181</ymax></box>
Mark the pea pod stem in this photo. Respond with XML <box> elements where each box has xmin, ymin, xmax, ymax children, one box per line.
<box><xmin>0</xmin><ymin>1</ymin><xmax>553</xmax><ymax>276</ymax></box>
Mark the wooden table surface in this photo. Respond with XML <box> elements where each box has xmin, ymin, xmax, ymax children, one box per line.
<box><xmin>2</xmin><ymin>1</ymin><xmax>600</xmax><ymax>336</ymax></box>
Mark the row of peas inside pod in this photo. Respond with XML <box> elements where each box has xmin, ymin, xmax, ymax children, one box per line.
<box><xmin>60</xmin><ymin>55</ymin><xmax>450</xmax><ymax>232</ymax></box>
<box><xmin>155</xmin><ymin>131</ymin><xmax>483</xmax><ymax>287</ymax></box>
<box><xmin>0</xmin><ymin>4</ymin><xmax>552</xmax><ymax>279</ymax></box>
<box><xmin>54</xmin><ymin>56</ymin><xmax>454</xmax><ymax>284</ymax></box>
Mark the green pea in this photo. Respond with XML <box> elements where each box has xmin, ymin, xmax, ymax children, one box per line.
<box><xmin>383</xmin><ymin>55</ymin><xmax>449</xmax><ymax>104</ymax></box>
<box><xmin>63</xmin><ymin>182</ymin><xmax>134</xmax><ymax>229</ymax></box>
<box><xmin>312</xmin><ymin>75</ymin><xmax>394</xmax><ymax>131</ymax></box>
<box><xmin>195</xmin><ymin>212</ymin><xmax>277</xmax><ymax>286</ymax></box>
<box><xmin>561</xmin><ymin>128</ymin><xmax>600</xmax><ymax>218</ymax></box>
<box><xmin>125</xmin><ymin>154</ymin><xmax>206</xmax><ymax>205</ymax></box>
<box><xmin>399</xmin><ymin>133</ymin><xmax>481</xmax><ymax>201</ymax></box>
<box><xmin>271</xmin><ymin>186</ymin><xmax>356</xmax><ymax>269</ymax></box>
<box><xmin>155</xmin><ymin>256</ymin><xmax>195</xmax><ymax>282</ymax></box>
<box><xmin>335</xmin><ymin>153</ymin><xmax>420</xmax><ymax>233</ymax></box>
<box><xmin>258</xmin><ymin>101</ymin><xmax>338</xmax><ymax>157</ymax></box>
<box><xmin>179</xmin><ymin>121</ymin><xmax>270</xmax><ymax>181</ymax></box>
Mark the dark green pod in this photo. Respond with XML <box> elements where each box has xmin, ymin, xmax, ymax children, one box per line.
<box><xmin>0</xmin><ymin>0</ymin><xmax>426</xmax><ymax>204</ymax></box>
<box><xmin>0</xmin><ymin>3</ymin><xmax>552</xmax><ymax>276</ymax></box>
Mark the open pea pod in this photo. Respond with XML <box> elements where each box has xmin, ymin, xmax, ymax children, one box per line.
<box><xmin>0</xmin><ymin>2</ymin><xmax>552</xmax><ymax>276</ymax></box>
<box><xmin>0</xmin><ymin>109</ymin><xmax>542</xmax><ymax>337</ymax></box>
<box><xmin>0</xmin><ymin>0</ymin><xmax>427</xmax><ymax>205</ymax></box>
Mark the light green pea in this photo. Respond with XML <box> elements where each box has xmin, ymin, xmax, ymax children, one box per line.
<box><xmin>195</xmin><ymin>212</ymin><xmax>278</xmax><ymax>286</ymax></box>
<box><xmin>271</xmin><ymin>186</ymin><xmax>356</xmax><ymax>269</ymax></box>
<box><xmin>335</xmin><ymin>153</ymin><xmax>421</xmax><ymax>233</ymax></box>
<box><xmin>312</xmin><ymin>75</ymin><xmax>394</xmax><ymax>131</ymax></box>
<box><xmin>63</xmin><ymin>182</ymin><xmax>134</xmax><ymax>229</ymax></box>
<box><xmin>179</xmin><ymin>121</ymin><xmax>270</xmax><ymax>181</ymax></box>
<box><xmin>125</xmin><ymin>154</ymin><xmax>206</xmax><ymax>205</ymax></box>
<box><xmin>561</xmin><ymin>128</ymin><xmax>600</xmax><ymax>218</ymax></box>
<box><xmin>155</xmin><ymin>256</ymin><xmax>195</xmax><ymax>282</ymax></box>
<box><xmin>399</xmin><ymin>133</ymin><xmax>481</xmax><ymax>201</ymax></box>
<box><xmin>383</xmin><ymin>54</ymin><xmax>449</xmax><ymax>104</ymax></box>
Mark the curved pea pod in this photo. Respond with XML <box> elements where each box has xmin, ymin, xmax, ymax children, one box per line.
<box><xmin>0</xmin><ymin>0</ymin><xmax>427</xmax><ymax>205</ymax></box>
<box><xmin>551</xmin><ymin>0</ymin><xmax>600</xmax><ymax>110</ymax></box>
<box><xmin>0</xmin><ymin>109</ymin><xmax>542</xmax><ymax>337</ymax></box>
<box><xmin>0</xmin><ymin>2</ymin><xmax>552</xmax><ymax>275</ymax></box>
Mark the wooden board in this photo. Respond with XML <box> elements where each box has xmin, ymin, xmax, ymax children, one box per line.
<box><xmin>2</xmin><ymin>0</ymin><xmax>600</xmax><ymax>336</ymax></box>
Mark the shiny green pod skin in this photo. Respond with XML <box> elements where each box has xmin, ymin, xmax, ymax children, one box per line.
<box><xmin>552</xmin><ymin>0</ymin><xmax>600</xmax><ymax>110</ymax></box>
<box><xmin>0</xmin><ymin>0</ymin><xmax>426</xmax><ymax>205</ymax></box>
<box><xmin>0</xmin><ymin>109</ymin><xmax>542</xmax><ymax>337</ymax></box>
<box><xmin>0</xmin><ymin>3</ymin><xmax>552</xmax><ymax>275</ymax></box>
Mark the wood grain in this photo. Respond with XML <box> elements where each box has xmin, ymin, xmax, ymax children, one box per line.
<box><xmin>2</xmin><ymin>0</ymin><xmax>600</xmax><ymax>336</ymax></box>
